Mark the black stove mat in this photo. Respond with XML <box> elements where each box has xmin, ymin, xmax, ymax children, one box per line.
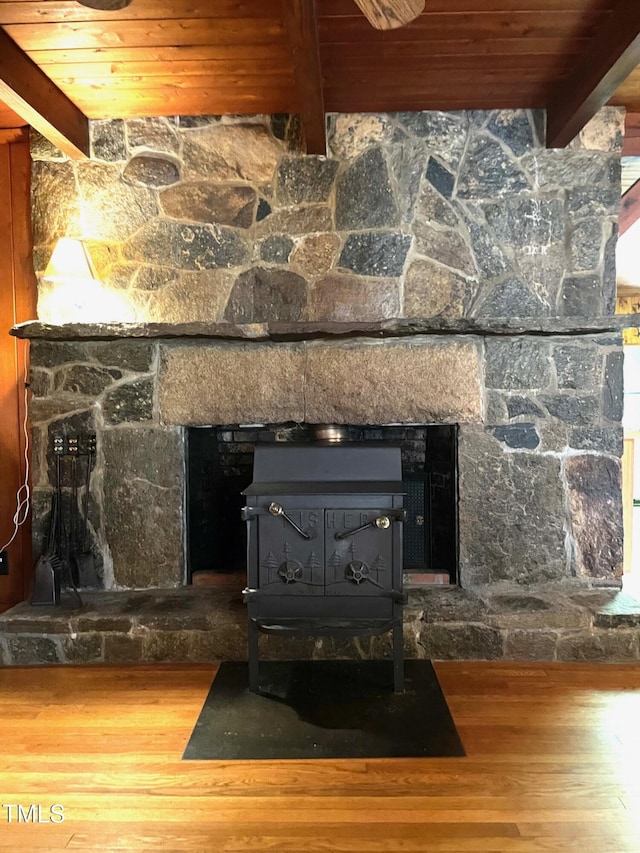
<box><xmin>183</xmin><ymin>659</ymin><xmax>465</xmax><ymax>760</ymax></box>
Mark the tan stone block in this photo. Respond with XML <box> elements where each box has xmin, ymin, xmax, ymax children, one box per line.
<box><xmin>158</xmin><ymin>343</ymin><xmax>305</xmax><ymax>425</ymax></box>
<box><xmin>291</xmin><ymin>233</ymin><xmax>340</xmax><ymax>275</ymax></box>
<box><xmin>304</xmin><ymin>338</ymin><xmax>481</xmax><ymax>424</ymax></box>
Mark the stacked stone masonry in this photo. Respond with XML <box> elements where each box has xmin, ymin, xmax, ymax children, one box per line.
<box><xmin>17</xmin><ymin>106</ymin><xmax>628</xmax><ymax>665</ymax></box>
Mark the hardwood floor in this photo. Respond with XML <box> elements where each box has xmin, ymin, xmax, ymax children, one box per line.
<box><xmin>1</xmin><ymin>661</ymin><xmax>640</xmax><ymax>852</ymax></box>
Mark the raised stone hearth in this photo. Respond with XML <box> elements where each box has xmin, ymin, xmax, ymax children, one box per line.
<box><xmin>2</xmin><ymin>584</ymin><xmax>640</xmax><ymax>665</ymax></box>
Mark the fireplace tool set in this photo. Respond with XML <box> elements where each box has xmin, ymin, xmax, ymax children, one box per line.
<box><xmin>242</xmin><ymin>426</ymin><xmax>406</xmax><ymax>693</ymax></box>
<box><xmin>31</xmin><ymin>433</ymin><xmax>97</xmax><ymax>606</ymax></box>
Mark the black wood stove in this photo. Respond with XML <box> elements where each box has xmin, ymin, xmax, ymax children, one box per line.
<box><xmin>241</xmin><ymin>435</ymin><xmax>406</xmax><ymax>693</ymax></box>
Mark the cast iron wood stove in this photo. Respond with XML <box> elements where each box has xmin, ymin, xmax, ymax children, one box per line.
<box><xmin>241</xmin><ymin>438</ymin><xmax>406</xmax><ymax>693</ymax></box>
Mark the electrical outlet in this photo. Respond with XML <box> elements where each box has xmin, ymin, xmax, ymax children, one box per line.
<box><xmin>0</xmin><ymin>550</ymin><xmax>8</xmax><ymax>575</ymax></box>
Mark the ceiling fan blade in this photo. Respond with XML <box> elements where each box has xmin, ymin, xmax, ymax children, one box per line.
<box><xmin>353</xmin><ymin>0</ymin><xmax>425</xmax><ymax>30</ymax></box>
<box><xmin>76</xmin><ymin>0</ymin><xmax>134</xmax><ymax>9</ymax></box>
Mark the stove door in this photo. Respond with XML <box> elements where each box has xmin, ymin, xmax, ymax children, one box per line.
<box><xmin>324</xmin><ymin>509</ymin><xmax>394</xmax><ymax>596</ymax></box>
<box><xmin>257</xmin><ymin>508</ymin><xmax>324</xmax><ymax>595</ymax></box>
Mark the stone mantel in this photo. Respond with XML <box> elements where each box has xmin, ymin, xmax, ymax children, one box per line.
<box><xmin>11</xmin><ymin>315</ymin><xmax>640</xmax><ymax>343</ymax></box>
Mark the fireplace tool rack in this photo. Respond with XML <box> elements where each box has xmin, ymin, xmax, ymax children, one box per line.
<box><xmin>241</xmin><ymin>442</ymin><xmax>406</xmax><ymax>693</ymax></box>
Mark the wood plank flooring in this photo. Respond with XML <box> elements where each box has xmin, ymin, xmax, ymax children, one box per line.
<box><xmin>1</xmin><ymin>661</ymin><xmax>640</xmax><ymax>852</ymax></box>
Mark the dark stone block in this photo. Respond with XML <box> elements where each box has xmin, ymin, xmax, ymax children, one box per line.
<box><xmin>89</xmin><ymin>341</ymin><xmax>155</xmax><ymax>373</ymax></box>
<box><xmin>457</xmin><ymin>134</ymin><xmax>529</xmax><ymax>198</ymax></box>
<box><xmin>476</xmin><ymin>279</ymin><xmax>547</xmax><ymax>318</ymax></box>
<box><xmin>487</xmin><ymin>594</ymin><xmax>551</xmax><ymax>612</ymax></box>
<box><xmin>539</xmin><ymin>393</ymin><xmax>599</xmax><ymax>425</ymax></box>
<box><xmin>565</xmin><ymin>454</ymin><xmax>623</xmax><ymax>580</ymax></box>
<box><xmin>566</xmin><ymin>184</ymin><xmax>620</xmax><ymax>218</ymax></box>
<box><xmin>458</xmin><ymin>427</ymin><xmax>567</xmax><ymax>584</ymax></box>
<box><xmin>426</xmin><ymin>157</ymin><xmax>455</xmax><ymax>198</ymax></box>
<box><xmin>123</xmin><ymin>219</ymin><xmax>249</xmax><ymax>270</ymax></box>
<box><xmin>256</xmin><ymin>198</ymin><xmax>272</xmax><ymax>221</ymax></box>
<box><xmin>123</xmin><ymin>155</ymin><xmax>180</xmax><ymax>188</ymax></box>
<box><xmin>29</xmin><ymin>368</ymin><xmax>53</xmax><ymax>398</ymax></box>
<box><xmin>418</xmin><ymin>623</ymin><xmax>503</xmax><ymax>660</ymax></box>
<box><xmin>276</xmin><ymin>156</ymin><xmax>339</xmax><ymax>205</ymax></box>
<box><xmin>102</xmin><ymin>377</ymin><xmax>154</xmax><ymax>425</ymax></box>
<box><xmin>484</xmin><ymin>196</ymin><xmax>563</xmax><ymax>247</ymax></box>
<box><xmin>410</xmin><ymin>587</ymin><xmax>486</xmax><ymax>622</ymax></box>
<box><xmin>504</xmin><ymin>630</ymin><xmax>557</xmax><ymax>660</ymax></box>
<box><xmin>395</xmin><ymin>111</ymin><xmax>468</xmax><ymax>169</ymax></box>
<box><xmin>556</xmin><ymin>631</ymin><xmax>637</xmax><ymax>662</ymax></box>
<box><xmin>338</xmin><ymin>232</ymin><xmax>412</xmax><ymax>278</ymax></box>
<box><xmin>159</xmin><ymin>183</ymin><xmax>256</xmax><ymax>228</ymax></box>
<box><xmin>467</xmin><ymin>221</ymin><xmax>512</xmax><ymax>279</ymax></box>
<box><xmin>31</xmin><ymin>341</ymin><xmax>88</xmax><ymax>368</ymax></box>
<box><xmin>487</xmin><ymin>110</ymin><xmax>536</xmax><ymax>157</ymax></box>
<box><xmin>178</xmin><ymin>115</ymin><xmax>220</xmax><ymax>129</ymax></box>
<box><xmin>569</xmin><ymin>220</ymin><xmax>603</xmax><ymax>272</ymax></box>
<box><xmin>335</xmin><ymin>148</ymin><xmax>399</xmax><ymax>230</ymax></box>
<box><xmin>603</xmin><ymin>351</ymin><xmax>623</xmax><ymax>422</ymax></box>
<box><xmin>603</xmin><ymin>224</ymin><xmax>618</xmax><ymax>314</ymax></box>
<box><xmin>388</xmin><ymin>138</ymin><xmax>425</xmax><ymax>219</ymax></box>
<box><xmin>103</xmin><ymin>634</ymin><xmax>145</xmax><ymax>663</ymax></box>
<box><xmin>560</xmin><ymin>274</ymin><xmax>603</xmax><ymax>317</ymax></box>
<box><xmin>61</xmin><ymin>634</ymin><xmax>103</xmax><ymax>663</ymax></box>
<box><xmin>6</xmin><ymin>636</ymin><xmax>60</xmax><ymax>665</ymax></box>
<box><xmin>225</xmin><ymin>266</ymin><xmax>308</xmax><ymax>323</ymax></box>
<box><xmin>506</xmin><ymin>396</ymin><xmax>545</xmax><ymax>419</ymax></box>
<box><xmin>90</xmin><ymin>119</ymin><xmax>126</xmax><ymax>161</ymax></box>
<box><xmin>259</xmin><ymin>235</ymin><xmax>294</xmax><ymax>264</ymax></box>
<box><xmin>570</xmin><ymin>427</ymin><xmax>623</xmax><ymax>456</ymax></box>
<box><xmin>102</xmin><ymin>427</ymin><xmax>183</xmax><ymax>587</ymax></box>
<box><xmin>484</xmin><ymin>339</ymin><xmax>552</xmax><ymax>390</ymax></box>
<box><xmin>55</xmin><ymin>365</ymin><xmax>122</xmax><ymax>396</ymax></box>
<box><xmin>554</xmin><ymin>343</ymin><xmax>602</xmax><ymax>390</ymax></box>
<box><xmin>491</xmin><ymin>423</ymin><xmax>540</xmax><ymax>449</ymax></box>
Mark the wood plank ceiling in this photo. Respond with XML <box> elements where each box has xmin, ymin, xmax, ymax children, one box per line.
<box><xmin>0</xmin><ymin>0</ymin><xmax>639</xmax><ymax>157</ymax></box>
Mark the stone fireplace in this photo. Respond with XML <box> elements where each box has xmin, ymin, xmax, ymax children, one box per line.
<box><xmin>6</xmin><ymin>105</ymin><xmax>637</xmax><ymax>666</ymax></box>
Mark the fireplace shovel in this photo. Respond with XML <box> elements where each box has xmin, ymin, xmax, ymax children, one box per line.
<box><xmin>30</xmin><ymin>492</ymin><xmax>62</xmax><ymax>606</ymax></box>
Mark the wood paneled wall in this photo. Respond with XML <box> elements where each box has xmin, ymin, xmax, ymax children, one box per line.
<box><xmin>0</xmin><ymin>135</ymin><xmax>36</xmax><ymax>613</ymax></box>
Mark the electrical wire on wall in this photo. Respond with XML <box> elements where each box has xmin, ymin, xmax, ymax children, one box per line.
<box><xmin>1</xmin><ymin>347</ymin><xmax>30</xmax><ymax>553</ymax></box>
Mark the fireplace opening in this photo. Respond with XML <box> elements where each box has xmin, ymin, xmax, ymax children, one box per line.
<box><xmin>186</xmin><ymin>424</ymin><xmax>458</xmax><ymax>585</ymax></box>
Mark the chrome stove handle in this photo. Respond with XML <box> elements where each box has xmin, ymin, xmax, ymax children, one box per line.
<box><xmin>268</xmin><ymin>502</ymin><xmax>311</xmax><ymax>540</ymax></box>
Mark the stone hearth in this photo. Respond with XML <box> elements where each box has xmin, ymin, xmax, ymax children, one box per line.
<box><xmin>2</xmin><ymin>583</ymin><xmax>640</xmax><ymax>665</ymax></box>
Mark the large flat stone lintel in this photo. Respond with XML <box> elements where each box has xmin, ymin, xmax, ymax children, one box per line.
<box><xmin>158</xmin><ymin>337</ymin><xmax>482</xmax><ymax>426</ymax></box>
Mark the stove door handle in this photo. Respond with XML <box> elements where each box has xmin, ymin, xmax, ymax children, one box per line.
<box><xmin>335</xmin><ymin>515</ymin><xmax>390</xmax><ymax>540</ymax></box>
<box><xmin>268</xmin><ymin>502</ymin><xmax>311</xmax><ymax>540</ymax></box>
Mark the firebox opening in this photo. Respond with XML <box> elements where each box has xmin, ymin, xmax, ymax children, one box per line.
<box><xmin>186</xmin><ymin>424</ymin><xmax>458</xmax><ymax>586</ymax></box>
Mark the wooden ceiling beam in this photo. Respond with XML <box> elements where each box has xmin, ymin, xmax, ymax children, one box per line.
<box><xmin>546</xmin><ymin>0</ymin><xmax>640</xmax><ymax>148</ymax></box>
<box><xmin>620</xmin><ymin>179</ymin><xmax>640</xmax><ymax>236</ymax></box>
<box><xmin>282</xmin><ymin>0</ymin><xmax>326</xmax><ymax>155</ymax></box>
<box><xmin>0</xmin><ymin>29</ymin><xmax>89</xmax><ymax>158</ymax></box>
<box><xmin>623</xmin><ymin>111</ymin><xmax>640</xmax><ymax>155</ymax></box>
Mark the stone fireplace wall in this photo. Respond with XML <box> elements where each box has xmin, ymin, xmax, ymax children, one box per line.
<box><xmin>26</xmin><ymin>106</ymin><xmax>625</xmax><ymax>594</ymax></box>
<box><xmin>31</xmin><ymin>108</ymin><xmax>623</xmax><ymax>324</ymax></box>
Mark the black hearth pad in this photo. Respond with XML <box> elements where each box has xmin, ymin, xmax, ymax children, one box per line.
<box><xmin>183</xmin><ymin>660</ymin><xmax>465</xmax><ymax>760</ymax></box>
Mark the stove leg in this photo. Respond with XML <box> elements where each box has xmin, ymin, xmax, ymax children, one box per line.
<box><xmin>248</xmin><ymin>618</ymin><xmax>259</xmax><ymax>693</ymax></box>
<box><xmin>392</xmin><ymin>622</ymin><xmax>404</xmax><ymax>693</ymax></box>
